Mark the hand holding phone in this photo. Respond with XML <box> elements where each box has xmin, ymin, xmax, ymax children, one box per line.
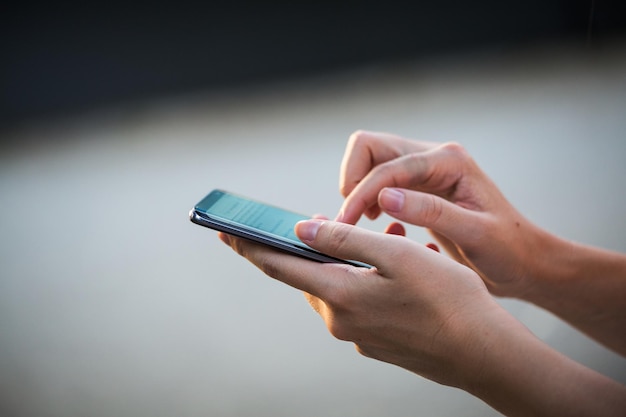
<box><xmin>190</xmin><ymin>189</ymin><xmax>371</xmax><ymax>268</ymax></box>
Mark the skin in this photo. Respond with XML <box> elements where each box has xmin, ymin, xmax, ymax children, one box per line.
<box><xmin>218</xmin><ymin>130</ymin><xmax>626</xmax><ymax>415</ymax></box>
<box><xmin>336</xmin><ymin>130</ymin><xmax>626</xmax><ymax>357</ymax></box>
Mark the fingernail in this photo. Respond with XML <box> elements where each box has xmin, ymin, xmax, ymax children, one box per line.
<box><xmin>380</xmin><ymin>188</ymin><xmax>404</xmax><ymax>213</ymax></box>
<box><xmin>296</xmin><ymin>219</ymin><xmax>323</xmax><ymax>242</ymax></box>
<box><xmin>426</xmin><ymin>243</ymin><xmax>440</xmax><ymax>252</ymax></box>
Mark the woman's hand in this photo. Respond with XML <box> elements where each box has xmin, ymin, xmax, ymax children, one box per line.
<box><xmin>336</xmin><ymin>130</ymin><xmax>626</xmax><ymax>356</ymax></box>
<box><xmin>336</xmin><ymin>130</ymin><xmax>552</xmax><ymax>298</ymax></box>
<box><xmin>219</xmin><ymin>220</ymin><xmax>626</xmax><ymax>416</ymax></box>
<box><xmin>220</xmin><ymin>219</ymin><xmax>500</xmax><ymax>388</ymax></box>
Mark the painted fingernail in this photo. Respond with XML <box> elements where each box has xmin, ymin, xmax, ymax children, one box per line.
<box><xmin>296</xmin><ymin>220</ymin><xmax>323</xmax><ymax>242</ymax></box>
<box><xmin>426</xmin><ymin>243</ymin><xmax>440</xmax><ymax>252</ymax></box>
<box><xmin>380</xmin><ymin>188</ymin><xmax>405</xmax><ymax>213</ymax></box>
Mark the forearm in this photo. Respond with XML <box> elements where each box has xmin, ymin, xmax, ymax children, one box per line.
<box><xmin>462</xmin><ymin>314</ymin><xmax>626</xmax><ymax>416</ymax></box>
<box><xmin>522</xmin><ymin>228</ymin><xmax>626</xmax><ymax>356</ymax></box>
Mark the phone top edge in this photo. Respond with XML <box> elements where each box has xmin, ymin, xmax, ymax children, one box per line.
<box><xmin>190</xmin><ymin>208</ymin><xmax>371</xmax><ymax>269</ymax></box>
<box><xmin>194</xmin><ymin>189</ymin><xmax>311</xmax><ymax>219</ymax></box>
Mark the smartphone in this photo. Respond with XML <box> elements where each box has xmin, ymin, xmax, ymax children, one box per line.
<box><xmin>189</xmin><ymin>189</ymin><xmax>371</xmax><ymax>268</ymax></box>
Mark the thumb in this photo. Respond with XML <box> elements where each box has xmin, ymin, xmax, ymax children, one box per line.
<box><xmin>295</xmin><ymin>219</ymin><xmax>410</xmax><ymax>271</ymax></box>
<box><xmin>378</xmin><ymin>187</ymin><xmax>483</xmax><ymax>245</ymax></box>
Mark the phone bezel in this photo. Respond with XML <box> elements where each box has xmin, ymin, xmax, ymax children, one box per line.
<box><xmin>189</xmin><ymin>191</ymin><xmax>371</xmax><ymax>268</ymax></box>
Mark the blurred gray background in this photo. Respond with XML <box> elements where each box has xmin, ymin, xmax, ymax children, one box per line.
<box><xmin>2</xmin><ymin>2</ymin><xmax>626</xmax><ymax>416</ymax></box>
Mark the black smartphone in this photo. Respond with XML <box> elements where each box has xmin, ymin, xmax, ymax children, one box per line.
<box><xmin>189</xmin><ymin>189</ymin><xmax>371</xmax><ymax>268</ymax></box>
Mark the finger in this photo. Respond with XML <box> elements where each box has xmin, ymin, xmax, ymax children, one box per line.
<box><xmin>224</xmin><ymin>235</ymin><xmax>363</xmax><ymax>298</ymax></box>
<box><xmin>303</xmin><ymin>291</ymin><xmax>325</xmax><ymax>315</ymax></box>
<box><xmin>337</xmin><ymin>144</ymin><xmax>457</xmax><ymax>225</ymax></box>
<box><xmin>339</xmin><ymin>131</ymin><xmax>406</xmax><ymax>198</ymax></box>
<box><xmin>218</xmin><ymin>231</ymin><xmax>231</xmax><ymax>245</ymax></box>
<box><xmin>338</xmin><ymin>131</ymin><xmax>438</xmax><ymax>209</ymax></box>
<box><xmin>425</xmin><ymin>242</ymin><xmax>440</xmax><ymax>252</ymax></box>
<box><xmin>378</xmin><ymin>188</ymin><xmax>484</xmax><ymax>246</ymax></box>
<box><xmin>384</xmin><ymin>222</ymin><xmax>406</xmax><ymax>236</ymax></box>
<box><xmin>296</xmin><ymin>219</ymin><xmax>421</xmax><ymax>275</ymax></box>
<box><xmin>364</xmin><ymin>205</ymin><xmax>382</xmax><ymax>221</ymax></box>
<box><xmin>428</xmin><ymin>229</ymin><xmax>469</xmax><ymax>266</ymax></box>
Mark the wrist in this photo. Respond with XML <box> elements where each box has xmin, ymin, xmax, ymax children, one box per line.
<box><xmin>521</xmin><ymin>231</ymin><xmax>622</xmax><ymax>310</ymax></box>
<box><xmin>520</xmin><ymin>234</ymin><xmax>626</xmax><ymax>355</ymax></box>
<box><xmin>460</xmin><ymin>315</ymin><xmax>542</xmax><ymax>415</ymax></box>
<box><xmin>482</xmin><ymin>218</ymin><xmax>569</xmax><ymax>301</ymax></box>
<box><xmin>514</xmin><ymin>225</ymin><xmax>576</xmax><ymax>302</ymax></box>
<box><xmin>462</xmin><ymin>314</ymin><xmax>626</xmax><ymax>417</ymax></box>
<box><xmin>444</xmin><ymin>298</ymin><xmax>526</xmax><ymax>391</ymax></box>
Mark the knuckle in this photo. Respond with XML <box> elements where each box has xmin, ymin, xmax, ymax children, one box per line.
<box><xmin>339</xmin><ymin>182</ymin><xmax>352</xmax><ymax>199</ymax></box>
<box><xmin>371</xmin><ymin>158</ymin><xmax>408</xmax><ymax>186</ymax></box>
<box><xmin>440</xmin><ymin>141</ymin><xmax>470</xmax><ymax>161</ymax></box>
<box><xmin>348</xmin><ymin>129</ymin><xmax>369</xmax><ymax>147</ymax></box>
<box><xmin>405</xmin><ymin>152</ymin><xmax>428</xmax><ymax>181</ymax></box>
<box><xmin>229</xmin><ymin>237</ymin><xmax>246</xmax><ymax>256</ymax></box>
<box><xmin>327</xmin><ymin>318</ymin><xmax>352</xmax><ymax>341</ymax></box>
<box><xmin>422</xmin><ymin>195</ymin><xmax>445</xmax><ymax>225</ymax></box>
<box><xmin>257</xmin><ymin>255</ymin><xmax>281</xmax><ymax>279</ymax></box>
<box><xmin>354</xmin><ymin>344</ymin><xmax>376</xmax><ymax>359</ymax></box>
<box><xmin>324</xmin><ymin>224</ymin><xmax>353</xmax><ymax>254</ymax></box>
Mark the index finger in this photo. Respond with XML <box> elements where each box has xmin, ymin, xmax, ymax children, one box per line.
<box><xmin>221</xmin><ymin>234</ymin><xmax>368</xmax><ymax>299</ymax></box>
<box><xmin>339</xmin><ymin>131</ymin><xmax>437</xmax><ymax>199</ymax></box>
<box><xmin>337</xmin><ymin>142</ymin><xmax>469</xmax><ymax>225</ymax></box>
<box><xmin>336</xmin><ymin>150</ymin><xmax>432</xmax><ymax>224</ymax></box>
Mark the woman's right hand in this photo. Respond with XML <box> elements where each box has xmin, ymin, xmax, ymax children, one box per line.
<box><xmin>336</xmin><ymin>130</ymin><xmax>558</xmax><ymax>299</ymax></box>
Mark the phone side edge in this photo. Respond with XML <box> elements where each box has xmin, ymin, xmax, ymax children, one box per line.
<box><xmin>189</xmin><ymin>209</ymin><xmax>371</xmax><ymax>269</ymax></box>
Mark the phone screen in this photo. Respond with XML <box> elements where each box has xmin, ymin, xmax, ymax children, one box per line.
<box><xmin>194</xmin><ymin>190</ymin><xmax>309</xmax><ymax>244</ymax></box>
<box><xmin>191</xmin><ymin>189</ymin><xmax>371</xmax><ymax>268</ymax></box>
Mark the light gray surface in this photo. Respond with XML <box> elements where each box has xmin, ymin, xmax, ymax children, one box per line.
<box><xmin>2</xmin><ymin>43</ymin><xmax>626</xmax><ymax>416</ymax></box>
